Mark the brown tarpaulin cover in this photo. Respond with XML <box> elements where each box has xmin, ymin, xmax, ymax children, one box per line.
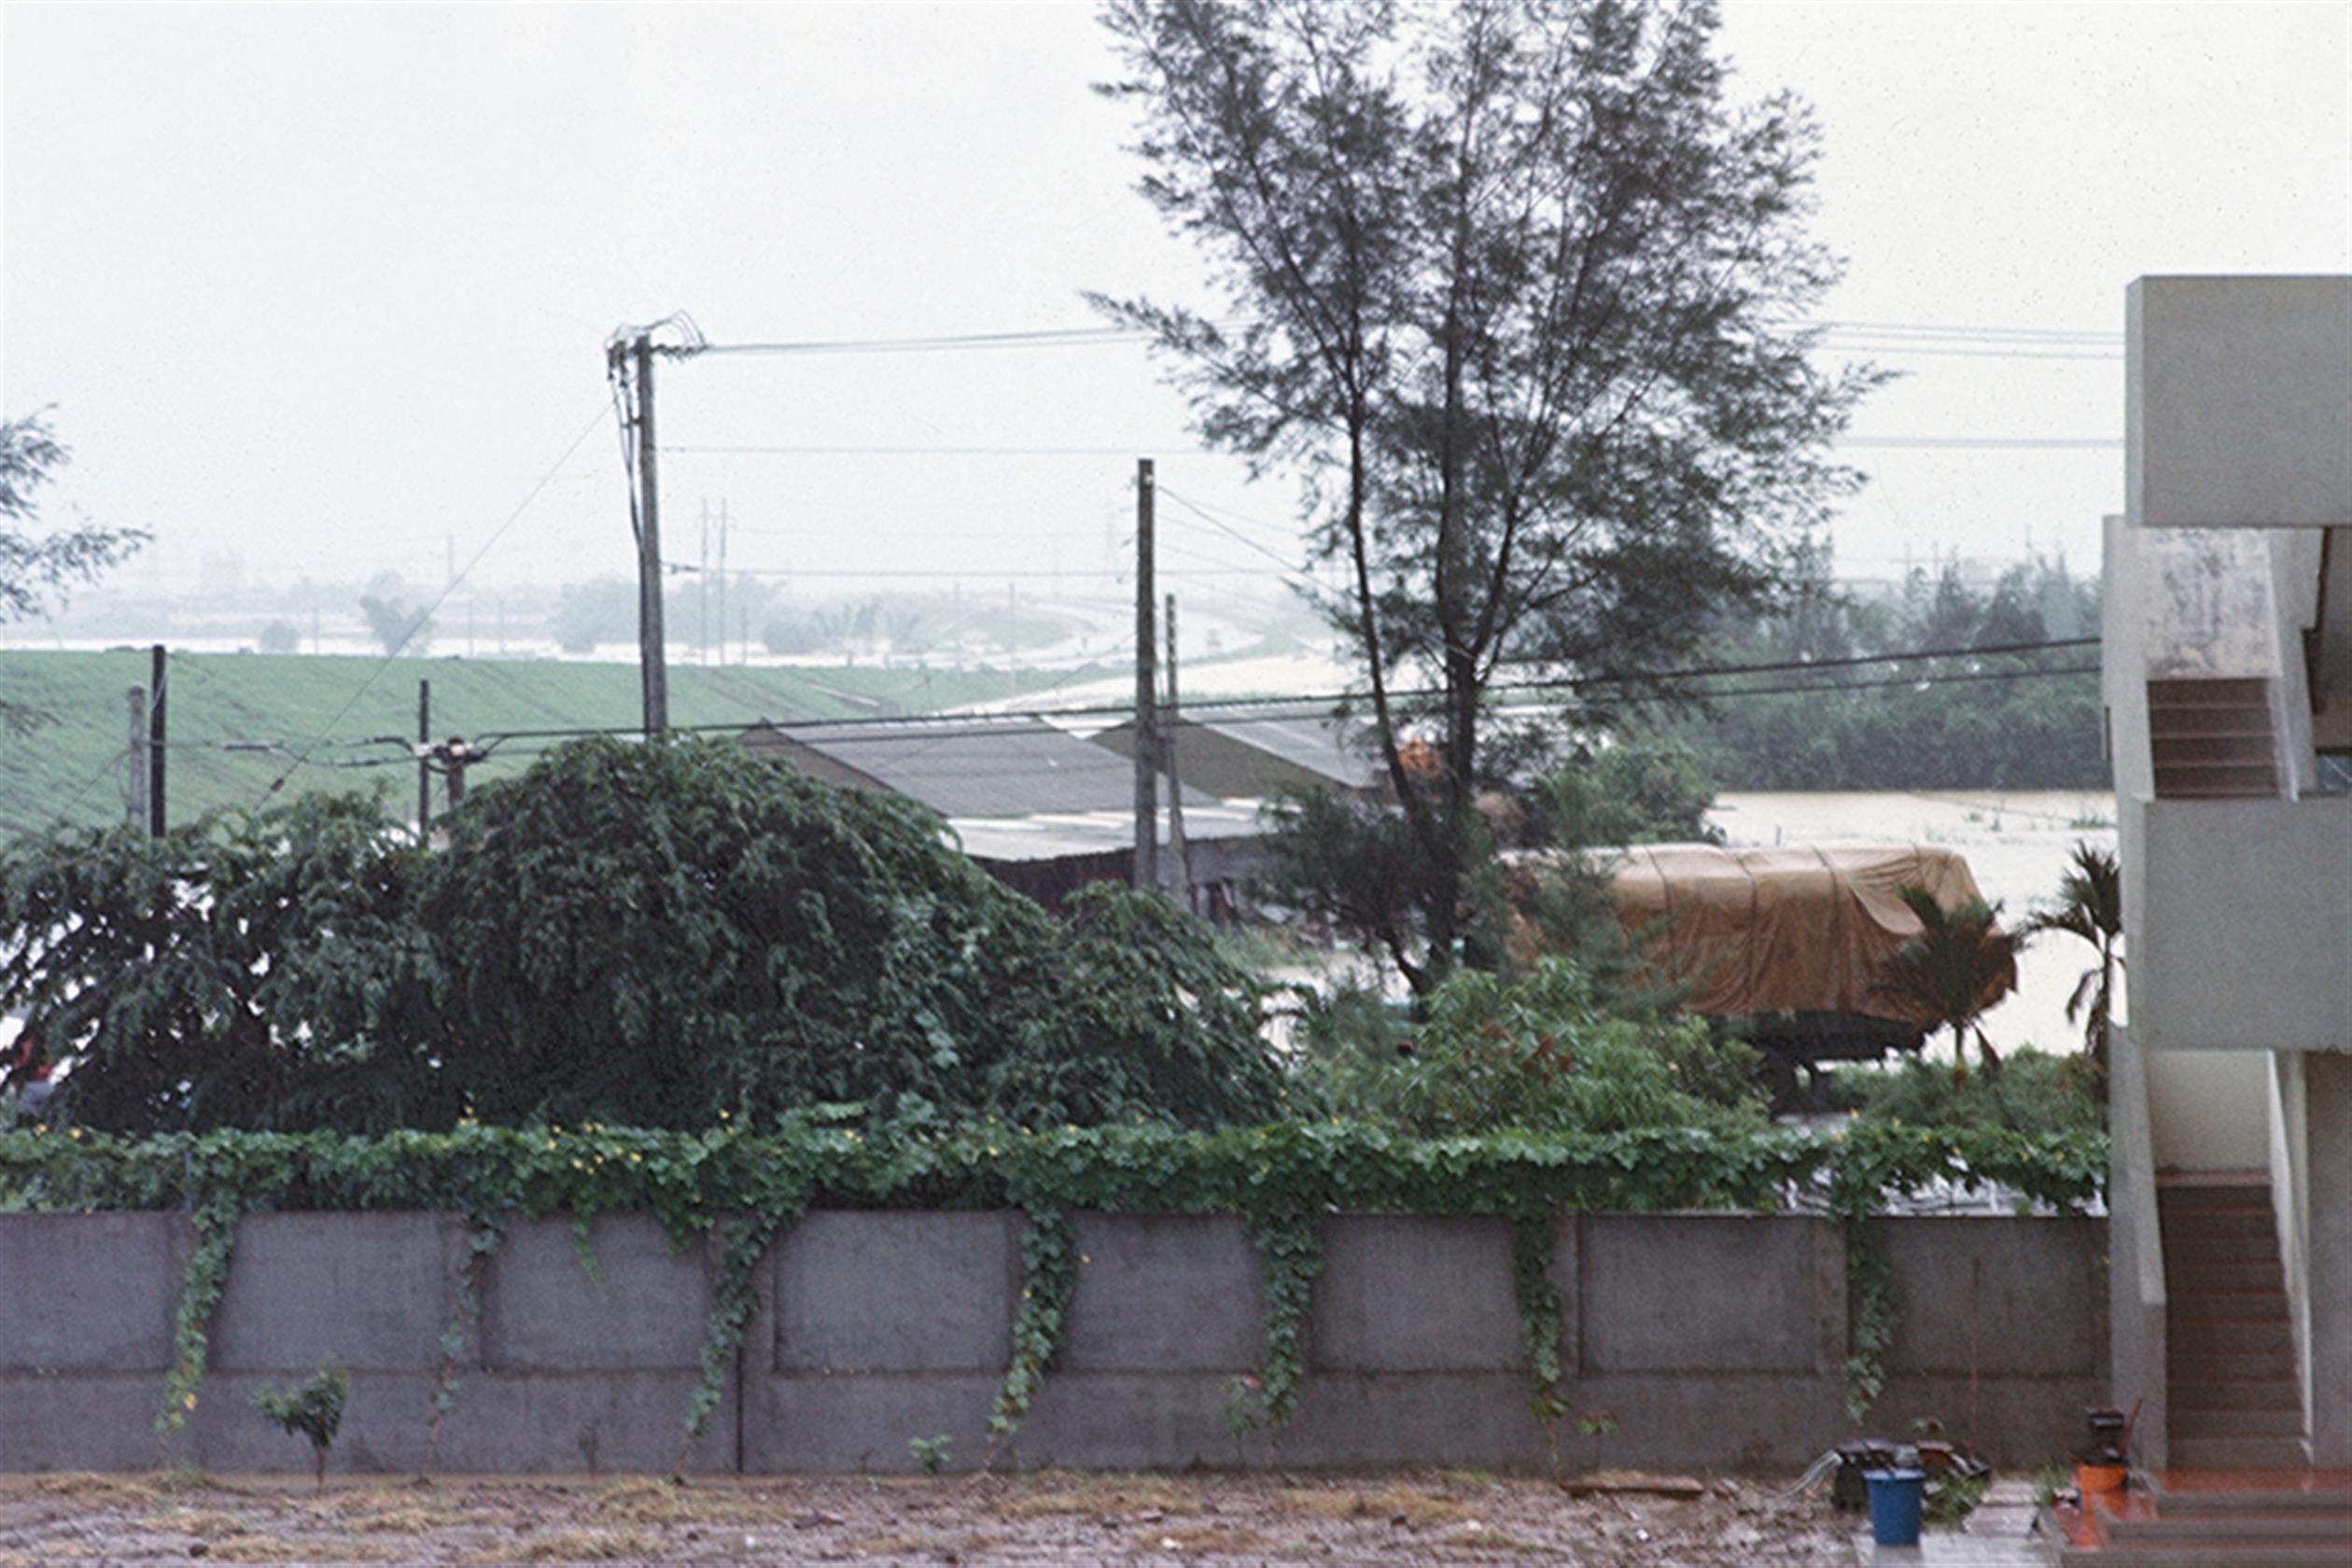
<box><xmin>1514</xmin><ymin>843</ymin><xmax>2014</xmax><ymax>1024</ymax></box>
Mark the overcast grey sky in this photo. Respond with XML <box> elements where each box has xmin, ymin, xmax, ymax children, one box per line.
<box><xmin>4</xmin><ymin>2</ymin><xmax>2348</xmax><ymax>608</ymax></box>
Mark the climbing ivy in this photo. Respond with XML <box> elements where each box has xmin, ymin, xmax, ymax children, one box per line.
<box><xmin>2</xmin><ymin>1118</ymin><xmax>2105</xmax><ymax>1454</ymax></box>
<box><xmin>988</xmin><ymin>1206</ymin><xmax>1076</xmax><ymax>1449</ymax></box>
<box><xmin>1509</xmin><ymin>1214</ymin><xmax>1570</xmax><ymax>1452</ymax></box>
<box><xmin>1243</xmin><ymin>1211</ymin><xmax>1323</xmax><ymax>1429</ymax></box>
<box><xmin>425</xmin><ymin>1212</ymin><xmax>506</xmax><ymax>1471</ymax></box>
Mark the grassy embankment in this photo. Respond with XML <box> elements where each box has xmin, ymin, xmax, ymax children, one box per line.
<box><xmin>0</xmin><ymin>651</ymin><xmax>1105</xmax><ymax>840</ymax></box>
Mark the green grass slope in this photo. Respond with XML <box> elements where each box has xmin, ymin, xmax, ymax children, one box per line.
<box><xmin>0</xmin><ymin>651</ymin><xmax>1106</xmax><ymax>840</ymax></box>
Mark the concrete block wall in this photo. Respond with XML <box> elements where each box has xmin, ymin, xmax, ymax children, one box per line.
<box><xmin>1</xmin><ymin>1210</ymin><xmax>2105</xmax><ymax>1475</ymax></box>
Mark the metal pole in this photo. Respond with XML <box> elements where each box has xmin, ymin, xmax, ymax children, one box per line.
<box><xmin>417</xmin><ymin>679</ymin><xmax>432</xmax><ymax>839</ymax></box>
<box><xmin>1132</xmin><ymin>458</ymin><xmax>1157</xmax><ymax>890</ymax></box>
<box><xmin>1164</xmin><ymin>592</ymin><xmax>1189</xmax><ymax>909</ymax></box>
<box><xmin>147</xmin><ymin>644</ymin><xmax>166</xmax><ymax>838</ymax></box>
<box><xmin>126</xmin><ymin>686</ymin><xmax>148</xmax><ymax>829</ymax></box>
<box><xmin>635</xmin><ymin>335</ymin><xmax>669</xmax><ymax>735</ymax></box>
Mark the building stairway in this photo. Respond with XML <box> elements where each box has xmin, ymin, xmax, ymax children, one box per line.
<box><xmin>2161</xmin><ymin>1172</ymin><xmax>2308</xmax><ymax>1470</ymax></box>
<box><xmin>2051</xmin><ymin>1174</ymin><xmax>2351</xmax><ymax>1563</ymax></box>
<box><xmin>2055</xmin><ymin>1471</ymin><xmax>2352</xmax><ymax>1565</ymax></box>
<box><xmin>2147</xmin><ymin>678</ymin><xmax>2282</xmax><ymax>798</ymax></box>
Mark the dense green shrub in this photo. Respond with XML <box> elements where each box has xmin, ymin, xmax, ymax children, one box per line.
<box><xmin>0</xmin><ymin>792</ymin><xmax>449</xmax><ymax>1134</ymax></box>
<box><xmin>1299</xmin><ymin>958</ymin><xmax>1767</xmax><ymax>1137</ymax></box>
<box><xmin>3</xmin><ymin>738</ymin><xmax>1289</xmax><ymax>1134</ymax></box>
<box><xmin>1827</xmin><ymin>1046</ymin><xmax>2103</xmax><ymax>1136</ymax></box>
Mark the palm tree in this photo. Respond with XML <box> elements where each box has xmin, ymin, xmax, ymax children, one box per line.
<box><xmin>2023</xmin><ymin>844</ymin><xmax>2123</xmax><ymax>1085</ymax></box>
<box><xmin>1871</xmin><ymin>887</ymin><xmax>2027</xmax><ymax>1083</ymax></box>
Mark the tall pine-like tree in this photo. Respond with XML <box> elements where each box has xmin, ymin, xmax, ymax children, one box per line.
<box><xmin>1096</xmin><ymin>0</ymin><xmax>1877</xmax><ymax>988</ymax></box>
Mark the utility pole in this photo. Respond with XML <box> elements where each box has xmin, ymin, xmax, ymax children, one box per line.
<box><xmin>125</xmin><ymin>686</ymin><xmax>148</xmax><ymax>829</ymax></box>
<box><xmin>443</xmin><ymin>737</ymin><xmax>471</xmax><ymax>811</ymax></box>
<box><xmin>1132</xmin><ymin>458</ymin><xmax>1157</xmax><ymax>891</ymax></box>
<box><xmin>699</xmin><ymin>498</ymin><xmax>711</xmax><ymax>665</ymax></box>
<box><xmin>147</xmin><ymin>644</ymin><xmax>167</xmax><ymax>838</ymax></box>
<box><xmin>417</xmin><ymin>679</ymin><xmax>432</xmax><ymax>840</ymax></box>
<box><xmin>718</xmin><ymin>497</ymin><xmax>729</xmax><ymax>665</ymax></box>
<box><xmin>1163</xmin><ymin>592</ymin><xmax>1189</xmax><ymax>909</ymax></box>
<box><xmin>618</xmin><ymin>333</ymin><xmax>670</xmax><ymax>735</ymax></box>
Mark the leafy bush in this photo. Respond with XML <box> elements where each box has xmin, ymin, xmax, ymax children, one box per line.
<box><xmin>253</xmin><ymin>1363</ymin><xmax>347</xmax><ymax>1492</ymax></box>
<box><xmin>0</xmin><ymin>792</ymin><xmax>449</xmax><ymax>1135</ymax></box>
<box><xmin>1303</xmin><ymin>958</ymin><xmax>1767</xmax><ymax>1137</ymax></box>
<box><xmin>1827</xmin><ymin>1047</ymin><xmax>2102</xmax><ymax>1136</ymax></box>
<box><xmin>4</xmin><ymin>738</ymin><xmax>1290</xmax><ymax>1134</ymax></box>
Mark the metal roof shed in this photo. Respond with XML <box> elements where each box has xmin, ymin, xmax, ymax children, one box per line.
<box><xmin>741</xmin><ymin>716</ymin><xmax>1216</xmax><ymax>819</ymax></box>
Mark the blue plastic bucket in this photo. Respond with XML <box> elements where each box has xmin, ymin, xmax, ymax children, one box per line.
<box><xmin>1863</xmin><ymin>1468</ymin><xmax>1925</xmax><ymax>1547</ymax></box>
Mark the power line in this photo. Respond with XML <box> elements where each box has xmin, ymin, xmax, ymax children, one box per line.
<box><xmin>253</xmin><ymin>403</ymin><xmax>612</xmax><ymax>805</ymax></box>
<box><xmin>678</xmin><ymin>315</ymin><xmax>2122</xmax><ymax>361</ymax></box>
<box><xmin>439</xmin><ymin>658</ymin><xmax>2099</xmax><ymax>757</ymax></box>
<box><xmin>665</xmin><ymin>434</ymin><xmax>2122</xmax><ymax>457</ymax></box>
<box><xmin>430</xmin><ymin>637</ymin><xmax>2099</xmax><ymax>749</ymax></box>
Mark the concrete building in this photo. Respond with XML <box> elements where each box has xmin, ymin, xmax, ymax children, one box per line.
<box><xmin>2103</xmin><ymin>276</ymin><xmax>2352</xmax><ymax>1475</ymax></box>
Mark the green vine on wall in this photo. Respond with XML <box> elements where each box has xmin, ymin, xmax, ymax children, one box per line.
<box><xmin>156</xmin><ymin>1191</ymin><xmax>243</xmax><ymax>1443</ymax></box>
<box><xmin>1508</xmin><ymin>1214</ymin><xmax>1571</xmax><ymax>1462</ymax></box>
<box><xmin>988</xmin><ymin>1206</ymin><xmax>1075</xmax><ymax>1451</ymax></box>
<box><xmin>424</xmin><ymin>1213</ymin><xmax>507</xmax><ymax>1472</ymax></box>
<box><xmin>3</xmin><ymin>1118</ymin><xmax>2106</xmax><ymax>1455</ymax></box>
<box><xmin>1244</xmin><ymin>1211</ymin><xmax>1323</xmax><ymax>1429</ymax></box>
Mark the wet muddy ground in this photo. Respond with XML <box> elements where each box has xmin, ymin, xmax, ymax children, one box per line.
<box><xmin>0</xmin><ymin>1468</ymin><xmax>1861</xmax><ymax>1565</ymax></box>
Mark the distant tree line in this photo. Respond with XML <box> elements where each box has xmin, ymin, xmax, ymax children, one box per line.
<box><xmin>1662</xmin><ymin>551</ymin><xmax>2107</xmax><ymax>791</ymax></box>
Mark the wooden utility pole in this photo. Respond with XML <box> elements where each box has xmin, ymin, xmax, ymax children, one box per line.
<box><xmin>147</xmin><ymin>644</ymin><xmax>166</xmax><ymax>838</ymax></box>
<box><xmin>1132</xmin><ymin>458</ymin><xmax>1157</xmax><ymax>891</ymax></box>
<box><xmin>628</xmin><ymin>334</ymin><xmax>670</xmax><ymax>735</ymax></box>
<box><xmin>417</xmin><ymin>679</ymin><xmax>432</xmax><ymax>839</ymax></box>
<box><xmin>1163</xmin><ymin>592</ymin><xmax>1189</xmax><ymax>909</ymax></box>
<box><xmin>125</xmin><ymin>686</ymin><xmax>148</xmax><ymax>829</ymax></box>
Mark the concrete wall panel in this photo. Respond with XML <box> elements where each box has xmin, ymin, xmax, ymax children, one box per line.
<box><xmin>1882</xmin><ymin>1218</ymin><xmax>2104</xmax><ymax>1377</ymax></box>
<box><xmin>1</xmin><ymin>1211</ymin><xmax>186</xmax><ymax>1373</ymax></box>
<box><xmin>2137</xmin><ymin>797</ymin><xmax>2352</xmax><ymax>1053</ymax></box>
<box><xmin>428</xmin><ymin>1372</ymin><xmax>737</xmax><ymax>1475</ymax></box>
<box><xmin>182</xmin><ymin>1370</ymin><xmax>440</xmax><ymax>1474</ymax></box>
<box><xmin>211</xmin><ymin>1212</ymin><xmax>455</xmax><ymax>1373</ymax></box>
<box><xmin>1059</xmin><ymin>1215</ymin><xmax>1261</xmax><ymax>1374</ymax></box>
<box><xmin>0</xmin><ymin>1375</ymin><xmax>175</xmax><ymax>1470</ymax></box>
<box><xmin>2127</xmin><ymin>275</ymin><xmax>2352</xmax><ymax>531</ymax></box>
<box><xmin>1581</xmin><ymin>1216</ymin><xmax>1832</xmax><ymax>1374</ymax></box>
<box><xmin>774</xmin><ymin>1211</ymin><xmax>1017</xmax><ymax>1374</ymax></box>
<box><xmin>482</xmin><ymin>1215</ymin><xmax>709</xmax><ymax>1372</ymax></box>
<box><xmin>1310</xmin><ymin>1216</ymin><xmax>1525</xmax><ymax>1372</ymax></box>
<box><xmin>744</xmin><ymin>1373</ymin><xmax>1002</xmax><ymax>1474</ymax></box>
<box><xmin>0</xmin><ymin>1208</ymin><xmax>2109</xmax><ymax>1474</ymax></box>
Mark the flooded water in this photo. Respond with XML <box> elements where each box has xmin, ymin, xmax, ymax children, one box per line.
<box><xmin>1707</xmin><ymin>791</ymin><xmax>2120</xmax><ymax>1061</ymax></box>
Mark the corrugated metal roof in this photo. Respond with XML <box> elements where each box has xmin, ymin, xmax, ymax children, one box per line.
<box><xmin>742</xmin><ymin>717</ymin><xmax>1220</xmax><ymax>819</ymax></box>
<box><xmin>1092</xmin><ymin>706</ymin><xmax>1385</xmax><ymax>799</ymax></box>
<box><xmin>948</xmin><ymin>803</ymin><xmax>1267</xmax><ymax>865</ymax></box>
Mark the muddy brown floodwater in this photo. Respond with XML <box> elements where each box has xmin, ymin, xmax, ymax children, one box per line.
<box><xmin>0</xmin><ymin>1469</ymin><xmax>1861</xmax><ymax>1565</ymax></box>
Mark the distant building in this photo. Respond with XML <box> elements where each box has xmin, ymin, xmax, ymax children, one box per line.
<box><xmin>1088</xmin><ymin>705</ymin><xmax>1389</xmax><ymax>803</ymax></box>
<box><xmin>739</xmin><ymin>715</ymin><xmax>1257</xmax><ymax>915</ymax></box>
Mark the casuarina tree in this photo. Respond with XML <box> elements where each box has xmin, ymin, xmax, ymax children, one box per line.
<box><xmin>1095</xmin><ymin>0</ymin><xmax>1877</xmax><ymax>990</ymax></box>
<box><xmin>2</xmin><ymin>412</ymin><xmax>147</xmax><ymax>732</ymax></box>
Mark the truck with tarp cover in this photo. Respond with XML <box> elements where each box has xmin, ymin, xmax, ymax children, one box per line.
<box><xmin>1511</xmin><ymin>843</ymin><xmax>2017</xmax><ymax>1107</ymax></box>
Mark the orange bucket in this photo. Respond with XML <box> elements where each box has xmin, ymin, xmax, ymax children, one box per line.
<box><xmin>2076</xmin><ymin>1462</ymin><xmax>2126</xmax><ymax>1504</ymax></box>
